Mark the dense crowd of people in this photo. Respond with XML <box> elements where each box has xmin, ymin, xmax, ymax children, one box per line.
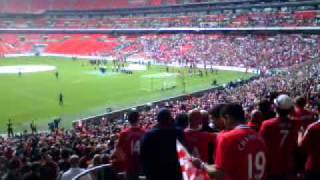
<box><xmin>128</xmin><ymin>34</ymin><xmax>320</xmax><ymax>69</ymax></box>
<box><xmin>1</xmin><ymin>1</ymin><xmax>320</xmax><ymax>180</ymax></box>
<box><xmin>2</xmin><ymin>34</ymin><xmax>319</xmax><ymax>70</ymax></box>
<box><xmin>0</xmin><ymin>52</ymin><xmax>319</xmax><ymax>179</ymax></box>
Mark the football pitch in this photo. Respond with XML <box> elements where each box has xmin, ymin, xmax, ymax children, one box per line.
<box><xmin>0</xmin><ymin>57</ymin><xmax>252</xmax><ymax>132</ymax></box>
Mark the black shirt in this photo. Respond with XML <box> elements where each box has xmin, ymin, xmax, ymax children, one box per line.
<box><xmin>140</xmin><ymin>127</ymin><xmax>184</xmax><ymax>180</ymax></box>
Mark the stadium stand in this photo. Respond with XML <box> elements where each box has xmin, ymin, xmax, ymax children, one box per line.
<box><xmin>0</xmin><ymin>33</ymin><xmax>318</xmax><ymax>69</ymax></box>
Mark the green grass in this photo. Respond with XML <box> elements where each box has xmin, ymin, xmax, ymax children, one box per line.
<box><xmin>0</xmin><ymin>57</ymin><xmax>252</xmax><ymax>132</ymax></box>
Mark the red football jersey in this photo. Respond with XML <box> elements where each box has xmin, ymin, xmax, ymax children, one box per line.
<box><xmin>259</xmin><ymin>117</ymin><xmax>299</xmax><ymax>177</ymax></box>
<box><xmin>215</xmin><ymin>125</ymin><xmax>267</xmax><ymax>180</ymax></box>
<box><xmin>184</xmin><ymin>130</ymin><xmax>216</xmax><ymax>163</ymax></box>
<box><xmin>293</xmin><ymin>107</ymin><xmax>316</xmax><ymax>130</ymax></box>
<box><xmin>300</xmin><ymin>120</ymin><xmax>320</xmax><ymax>172</ymax></box>
<box><xmin>117</xmin><ymin>127</ymin><xmax>145</xmax><ymax>173</ymax></box>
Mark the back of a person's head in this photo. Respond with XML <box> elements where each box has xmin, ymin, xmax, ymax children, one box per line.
<box><xmin>175</xmin><ymin>112</ymin><xmax>188</xmax><ymax>129</ymax></box>
<box><xmin>92</xmin><ymin>154</ymin><xmax>102</xmax><ymax>166</ymax></box>
<box><xmin>8</xmin><ymin>157</ymin><xmax>21</xmax><ymax>171</ymax></box>
<box><xmin>258</xmin><ymin>99</ymin><xmax>272</xmax><ymax>113</ymax></box>
<box><xmin>220</xmin><ymin>103</ymin><xmax>246</xmax><ymax>124</ymax></box>
<box><xmin>188</xmin><ymin>109</ymin><xmax>202</xmax><ymax>129</ymax></box>
<box><xmin>40</xmin><ymin>161</ymin><xmax>58</xmax><ymax>180</ymax></box>
<box><xmin>69</xmin><ymin>155</ymin><xmax>80</xmax><ymax>168</ymax></box>
<box><xmin>200</xmin><ymin>110</ymin><xmax>209</xmax><ymax>125</ymax></box>
<box><xmin>295</xmin><ymin>96</ymin><xmax>306</xmax><ymax>108</ymax></box>
<box><xmin>61</xmin><ymin>148</ymin><xmax>71</xmax><ymax>160</ymax></box>
<box><xmin>157</xmin><ymin>108</ymin><xmax>173</xmax><ymax>126</ymax></box>
<box><xmin>209</xmin><ymin>104</ymin><xmax>226</xmax><ymax>119</ymax></box>
<box><xmin>274</xmin><ymin>94</ymin><xmax>294</xmax><ymax>118</ymax></box>
<box><xmin>128</xmin><ymin>109</ymin><xmax>139</xmax><ymax>125</ymax></box>
<box><xmin>250</xmin><ymin>109</ymin><xmax>263</xmax><ymax>124</ymax></box>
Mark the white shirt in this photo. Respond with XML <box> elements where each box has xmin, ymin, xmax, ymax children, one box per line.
<box><xmin>61</xmin><ymin>168</ymin><xmax>92</xmax><ymax>180</ymax></box>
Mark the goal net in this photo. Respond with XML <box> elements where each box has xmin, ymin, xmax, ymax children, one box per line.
<box><xmin>141</xmin><ymin>73</ymin><xmax>177</xmax><ymax>92</ymax></box>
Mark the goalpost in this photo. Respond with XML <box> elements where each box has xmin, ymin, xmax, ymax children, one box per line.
<box><xmin>141</xmin><ymin>73</ymin><xmax>177</xmax><ymax>92</ymax></box>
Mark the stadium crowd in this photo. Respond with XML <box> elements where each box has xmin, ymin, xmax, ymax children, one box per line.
<box><xmin>1</xmin><ymin>34</ymin><xmax>319</xmax><ymax>70</ymax></box>
<box><xmin>130</xmin><ymin>34</ymin><xmax>320</xmax><ymax>69</ymax></box>
<box><xmin>0</xmin><ymin>56</ymin><xmax>319</xmax><ymax>180</ymax></box>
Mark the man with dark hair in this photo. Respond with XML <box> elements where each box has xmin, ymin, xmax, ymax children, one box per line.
<box><xmin>195</xmin><ymin>103</ymin><xmax>267</xmax><ymax>180</ymax></box>
<box><xmin>113</xmin><ymin>109</ymin><xmax>145</xmax><ymax>180</ymax></box>
<box><xmin>200</xmin><ymin>110</ymin><xmax>214</xmax><ymax>133</ymax></box>
<box><xmin>39</xmin><ymin>159</ymin><xmax>59</xmax><ymax>180</ymax></box>
<box><xmin>258</xmin><ymin>99</ymin><xmax>276</xmax><ymax>121</ymax></box>
<box><xmin>209</xmin><ymin>104</ymin><xmax>226</xmax><ymax>132</ymax></box>
<box><xmin>260</xmin><ymin>94</ymin><xmax>299</xmax><ymax>180</ymax></box>
<box><xmin>140</xmin><ymin>108</ymin><xmax>184</xmax><ymax>180</ymax></box>
<box><xmin>58</xmin><ymin>149</ymin><xmax>71</xmax><ymax>173</ymax></box>
<box><xmin>175</xmin><ymin>112</ymin><xmax>189</xmax><ymax>130</ymax></box>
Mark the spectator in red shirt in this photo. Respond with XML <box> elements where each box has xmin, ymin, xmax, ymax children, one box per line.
<box><xmin>293</xmin><ymin>96</ymin><xmax>317</xmax><ymax>130</ymax></box>
<box><xmin>195</xmin><ymin>103</ymin><xmax>267</xmax><ymax>180</ymax></box>
<box><xmin>247</xmin><ymin>109</ymin><xmax>264</xmax><ymax>131</ymax></box>
<box><xmin>184</xmin><ymin>109</ymin><xmax>216</xmax><ymax>164</ymax></box>
<box><xmin>113</xmin><ymin>109</ymin><xmax>145</xmax><ymax>180</ymax></box>
<box><xmin>298</xmin><ymin>119</ymin><xmax>320</xmax><ymax>180</ymax></box>
<box><xmin>260</xmin><ymin>94</ymin><xmax>299</xmax><ymax>180</ymax></box>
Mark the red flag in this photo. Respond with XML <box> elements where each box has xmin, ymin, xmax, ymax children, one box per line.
<box><xmin>176</xmin><ymin>140</ymin><xmax>210</xmax><ymax>180</ymax></box>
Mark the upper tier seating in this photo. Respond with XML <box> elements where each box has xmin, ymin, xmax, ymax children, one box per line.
<box><xmin>0</xmin><ymin>0</ymin><xmax>177</xmax><ymax>14</ymax></box>
<box><xmin>1</xmin><ymin>9</ymin><xmax>319</xmax><ymax>29</ymax></box>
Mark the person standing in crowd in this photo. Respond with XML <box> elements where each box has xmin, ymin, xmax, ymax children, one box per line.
<box><xmin>209</xmin><ymin>104</ymin><xmax>226</xmax><ymax>132</ymax></box>
<box><xmin>194</xmin><ymin>103</ymin><xmax>267</xmax><ymax>180</ymax></box>
<box><xmin>200</xmin><ymin>109</ymin><xmax>216</xmax><ymax>164</ymax></box>
<box><xmin>175</xmin><ymin>112</ymin><xmax>189</xmax><ymax>131</ymax></box>
<box><xmin>200</xmin><ymin>110</ymin><xmax>214</xmax><ymax>133</ymax></box>
<box><xmin>298</xmin><ymin>118</ymin><xmax>320</xmax><ymax>180</ymax></box>
<box><xmin>61</xmin><ymin>155</ymin><xmax>92</xmax><ymax>180</ymax></box>
<box><xmin>39</xmin><ymin>152</ymin><xmax>59</xmax><ymax>180</ymax></box>
<box><xmin>293</xmin><ymin>96</ymin><xmax>317</xmax><ymax>130</ymax></box>
<box><xmin>58</xmin><ymin>149</ymin><xmax>71</xmax><ymax>173</ymax></box>
<box><xmin>247</xmin><ymin>109</ymin><xmax>264</xmax><ymax>131</ymax></box>
<box><xmin>260</xmin><ymin>94</ymin><xmax>299</xmax><ymax>180</ymax></box>
<box><xmin>7</xmin><ymin>119</ymin><xmax>14</xmax><ymax>137</ymax></box>
<box><xmin>3</xmin><ymin>158</ymin><xmax>22</xmax><ymax>180</ymax></box>
<box><xmin>140</xmin><ymin>108</ymin><xmax>184</xmax><ymax>180</ymax></box>
<box><xmin>113</xmin><ymin>109</ymin><xmax>145</xmax><ymax>180</ymax></box>
<box><xmin>258</xmin><ymin>99</ymin><xmax>276</xmax><ymax>121</ymax></box>
<box><xmin>184</xmin><ymin>109</ymin><xmax>216</xmax><ymax>164</ymax></box>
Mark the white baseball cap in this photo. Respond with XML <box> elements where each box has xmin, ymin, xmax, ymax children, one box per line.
<box><xmin>274</xmin><ymin>94</ymin><xmax>294</xmax><ymax>110</ymax></box>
